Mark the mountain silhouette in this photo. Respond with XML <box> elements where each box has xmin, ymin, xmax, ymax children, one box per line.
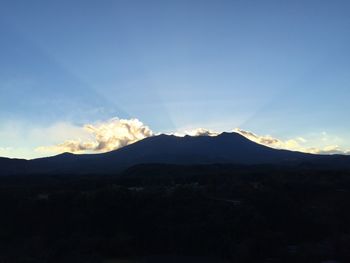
<box><xmin>0</xmin><ymin>132</ymin><xmax>349</xmax><ymax>175</ymax></box>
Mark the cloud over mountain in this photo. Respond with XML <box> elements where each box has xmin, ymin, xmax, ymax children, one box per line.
<box><xmin>35</xmin><ymin>118</ymin><xmax>350</xmax><ymax>156</ymax></box>
<box><xmin>234</xmin><ymin>128</ymin><xmax>350</xmax><ymax>155</ymax></box>
<box><xmin>234</xmin><ymin>128</ymin><xmax>306</xmax><ymax>150</ymax></box>
<box><xmin>174</xmin><ymin>128</ymin><xmax>219</xmax><ymax>137</ymax></box>
<box><xmin>36</xmin><ymin>118</ymin><xmax>153</xmax><ymax>154</ymax></box>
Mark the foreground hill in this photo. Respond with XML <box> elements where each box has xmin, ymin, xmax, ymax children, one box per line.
<box><xmin>1</xmin><ymin>132</ymin><xmax>350</xmax><ymax>175</ymax></box>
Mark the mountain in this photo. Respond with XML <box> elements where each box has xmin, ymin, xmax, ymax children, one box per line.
<box><xmin>0</xmin><ymin>157</ymin><xmax>29</xmax><ymax>175</ymax></box>
<box><xmin>0</xmin><ymin>132</ymin><xmax>349</xmax><ymax>175</ymax></box>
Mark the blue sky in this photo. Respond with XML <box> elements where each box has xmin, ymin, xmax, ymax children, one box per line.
<box><xmin>1</xmin><ymin>0</ymin><xmax>350</xmax><ymax>158</ymax></box>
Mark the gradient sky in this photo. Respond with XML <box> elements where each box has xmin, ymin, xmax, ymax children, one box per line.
<box><xmin>1</xmin><ymin>0</ymin><xmax>350</xmax><ymax>158</ymax></box>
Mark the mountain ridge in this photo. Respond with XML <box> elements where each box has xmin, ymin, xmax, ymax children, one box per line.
<box><xmin>0</xmin><ymin>132</ymin><xmax>349</xmax><ymax>175</ymax></box>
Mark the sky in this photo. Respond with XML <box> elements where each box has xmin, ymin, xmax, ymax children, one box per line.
<box><xmin>1</xmin><ymin>0</ymin><xmax>350</xmax><ymax>159</ymax></box>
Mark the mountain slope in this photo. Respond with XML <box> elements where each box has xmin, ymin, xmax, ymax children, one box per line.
<box><xmin>101</xmin><ymin>132</ymin><xmax>309</xmax><ymax>164</ymax></box>
<box><xmin>29</xmin><ymin>132</ymin><xmax>312</xmax><ymax>174</ymax></box>
<box><xmin>1</xmin><ymin>132</ymin><xmax>349</xmax><ymax>175</ymax></box>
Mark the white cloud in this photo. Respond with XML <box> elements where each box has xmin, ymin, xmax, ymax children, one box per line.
<box><xmin>307</xmin><ymin>145</ymin><xmax>350</xmax><ymax>155</ymax></box>
<box><xmin>27</xmin><ymin>120</ymin><xmax>350</xmax><ymax>157</ymax></box>
<box><xmin>186</xmin><ymin>128</ymin><xmax>219</xmax><ymax>137</ymax></box>
<box><xmin>234</xmin><ymin>128</ymin><xmax>350</xmax><ymax>155</ymax></box>
<box><xmin>36</xmin><ymin>118</ymin><xmax>153</xmax><ymax>154</ymax></box>
<box><xmin>172</xmin><ymin>128</ymin><xmax>219</xmax><ymax>137</ymax></box>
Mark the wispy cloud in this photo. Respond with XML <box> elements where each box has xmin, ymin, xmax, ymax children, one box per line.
<box><xmin>234</xmin><ymin>128</ymin><xmax>350</xmax><ymax>155</ymax></box>
<box><xmin>307</xmin><ymin>145</ymin><xmax>350</xmax><ymax>155</ymax></box>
